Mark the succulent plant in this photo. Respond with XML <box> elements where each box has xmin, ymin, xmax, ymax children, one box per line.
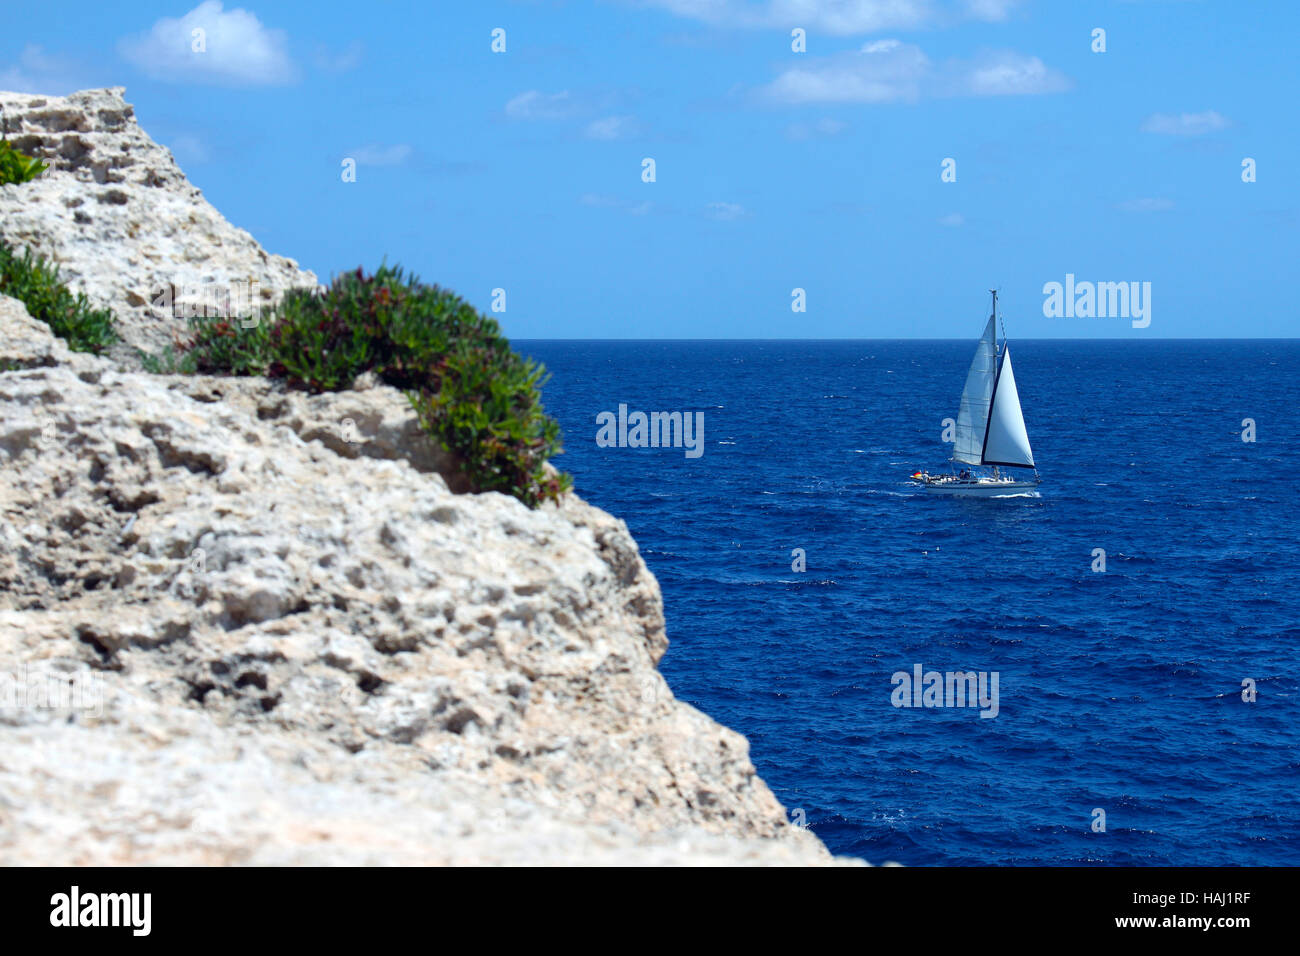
<box><xmin>180</xmin><ymin>264</ymin><xmax>571</xmax><ymax>507</ymax></box>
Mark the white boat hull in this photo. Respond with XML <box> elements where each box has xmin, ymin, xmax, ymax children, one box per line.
<box><xmin>916</xmin><ymin>476</ymin><xmax>1039</xmax><ymax>495</ymax></box>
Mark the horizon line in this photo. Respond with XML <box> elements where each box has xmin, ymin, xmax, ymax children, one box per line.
<box><xmin>510</xmin><ymin>336</ymin><xmax>1300</xmax><ymax>343</ymax></box>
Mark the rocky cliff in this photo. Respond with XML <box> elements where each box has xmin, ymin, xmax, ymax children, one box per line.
<box><xmin>0</xmin><ymin>87</ymin><xmax>317</xmax><ymax>363</ymax></box>
<box><xmin>0</xmin><ymin>89</ymin><xmax>848</xmax><ymax>865</ymax></box>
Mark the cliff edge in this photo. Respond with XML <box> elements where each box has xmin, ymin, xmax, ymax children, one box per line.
<box><xmin>0</xmin><ymin>87</ymin><xmax>317</xmax><ymax>363</ymax></box>
<box><xmin>0</xmin><ymin>89</ymin><xmax>850</xmax><ymax>865</ymax></box>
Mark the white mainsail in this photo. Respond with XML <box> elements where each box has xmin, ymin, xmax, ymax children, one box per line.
<box><xmin>952</xmin><ymin>315</ymin><xmax>997</xmax><ymax>465</ymax></box>
<box><xmin>981</xmin><ymin>346</ymin><xmax>1035</xmax><ymax>467</ymax></box>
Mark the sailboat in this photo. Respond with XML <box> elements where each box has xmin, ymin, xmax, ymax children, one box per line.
<box><xmin>911</xmin><ymin>290</ymin><xmax>1040</xmax><ymax>495</ymax></box>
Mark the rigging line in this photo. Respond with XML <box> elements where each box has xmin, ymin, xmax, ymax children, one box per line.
<box><xmin>995</xmin><ymin>286</ymin><xmax>1006</xmax><ymax>347</ymax></box>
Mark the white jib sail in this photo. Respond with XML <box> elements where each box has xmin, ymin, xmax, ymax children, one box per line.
<box><xmin>952</xmin><ymin>315</ymin><xmax>997</xmax><ymax>465</ymax></box>
<box><xmin>981</xmin><ymin>346</ymin><xmax>1035</xmax><ymax>467</ymax></box>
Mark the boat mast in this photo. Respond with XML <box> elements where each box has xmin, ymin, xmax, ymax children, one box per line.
<box><xmin>986</xmin><ymin>289</ymin><xmax>1001</xmax><ymax>477</ymax></box>
<box><xmin>990</xmin><ymin>289</ymin><xmax>1002</xmax><ymax>354</ymax></box>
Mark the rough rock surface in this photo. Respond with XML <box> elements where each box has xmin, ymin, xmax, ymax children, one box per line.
<box><xmin>0</xmin><ymin>87</ymin><xmax>317</xmax><ymax>362</ymax></box>
<box><xmin>0</xmin><ymin>296</ymin><xmax>847</xmax><ymax>865</ymax></box>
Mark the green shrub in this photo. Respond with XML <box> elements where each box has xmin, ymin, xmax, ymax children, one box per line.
<box><xmin>0</xmin><ymin>141</ymin><xmax>46</xmax><ymax>186</ymax></box>
<box><xmin>183</xmin><ymin>265</ymin><xmax>571</xmax><ymax>507</ymax></box>
<box><xmin>137</xmin><ymin>343</ymin><xmax>197</xmax><ymax>375</ymax></box>
<box><xmin>0</xmin><ymin>240</ymin><xmax>118</xmax><ymax>353</ymax></box>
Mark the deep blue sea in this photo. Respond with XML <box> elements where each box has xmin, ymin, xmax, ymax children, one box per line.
<box><xmin>515</xmin><ymin>339</ymin><xmax>1298</xmax><ymax>866</ymax></box>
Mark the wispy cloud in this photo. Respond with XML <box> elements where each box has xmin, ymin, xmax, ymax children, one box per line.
<box><xmin>505</xmin><ymin>90</ymin><xmax>577</xmax><ymax>121</ymax></box>
<box><xmin>786</xmin><ymin>117</ymin><xmax>848</xmax><ymax>140</ymax></box>
<box><xmin>764</xmin><ymin>38</ymin><xmax>928</xmax><ymax>104</ymax></box>
<box><xmin>118</xmin><ymin>1</ymin><xmax>296</xmax><ymax>86</ymax></box>
<box><xmin>1117</xmin><ymin>197</ymin><xmax>1175</xmax><ymax>212</ymax></box>
<box><xmin>761</xmin><ymin>39</ymin><xmax>1069</xmax><ymax>105</ymax></box>
<box><xmin>938</xmin><ymin>212</ymin><xmax>965</xmax><ymax>226</ymax></box>
<box><xmin>507</xmin><ymin>92</ymin><xmax>647</xmax><ymax>142</ymax></box>
<box><xmin>580</xmin><ymin>193</ymin><xmax>653</xmax><ymax>215</ymax></box>
<box><xmin>0</xmin><ymin>44</ymin><xmax>88</xmax><ymax>95</ymax></box>
<box><xmin>584</xmin><ymin>115</ymin><xmax>640</xmax><ymax>140</ymax></box>
<box><xmin>166</xmin><ymin>133</ymin><xmax>211</xmax><ymax>165</ymax></box>
<box><xmin>963</xmin><ymin>51</ymin><xmax>1066</xmax><ymax>95</ymax></box>
<box><xmin>705</xmin><ymin>201</ymin><xmax>748</xmax><ymax>221</ymax></box>
<box><xmin>348</xmin><ymin>144</ymin><xmax>413</xmax><ymax>166</ymax></box>
<box><xmin>1140</xmin><ymin>110</ymin><xmax>1229</xmax><ymax>136</ymax></box>
<box><xmin>313</xmin><ymin>41</ymin><xmax>364</xmax><ymax>74</ymax></box>
<box><xmin>634</xmin><ymin>0</ymin><xmax>1021</xmax><ymax>35</ymax></box>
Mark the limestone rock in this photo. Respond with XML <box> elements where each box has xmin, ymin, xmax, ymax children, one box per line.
<box><xmin>0</xmin><ymin>294</ymin><xmax>102</xmax><ymax>377</ymax></box>
<box><xmin>0</xmin><ymin>87</ymin><xmax>318</xmax><ymax>362</ymax></box>
<box><xmin>164</xmin><ymin>373</ymin><xmax>474</xmax><ymax>493</ymax></box>
<box><xmin>0</xmin><ymin>296</ymin><xmax>850</xmax><ymax>865</ymax></box>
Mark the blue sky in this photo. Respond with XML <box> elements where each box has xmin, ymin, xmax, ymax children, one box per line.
<box><xmin>3</xmin><ymin>1</ymin><xmax>1296</xmax><ymax>338</ymax></box>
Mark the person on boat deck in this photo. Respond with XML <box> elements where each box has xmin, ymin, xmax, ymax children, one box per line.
<box><xmin>959</xmin><ymin>468</ymin><xmax>971</xmax><ymax>480</ymax></box>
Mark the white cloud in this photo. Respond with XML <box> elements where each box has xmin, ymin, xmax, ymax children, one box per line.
<box><xmin>0</xmin><ymin>45</ymin><xmax>87</xmax><ymax>95</ymax></box>
<box><xmin>505</xmin><ymin>90</ymin><xmax>576</xmax><ymax>121</ymax></box>
<box><xmin>1117</xmin><ymin>197</ymin><xmax>1175</xmax><ymax>212</ymax></box>
<box><xmin>348</xmin><ymin>144</ymin><xmax>413</xmax><ymax>166</ymax></box>
<box><xmin>1140</xmin><ymin>110</ymin><xmax>1229</xmax><ymax>136</ymax></box>
<box><xmin>705</xmin><ymin>201</ymin><xmax>747</xmax><ymax>220</ymax></box>
<box><xmin>765</xmin><ymin>39</ymin><xmax>930</xmax><ymax>104</ymax></box>
<box><xmin>961</xmin><ymin>52</ymin><xmax>1064</xmax><ymax>96</ymax></box>
<box><xmin>762</xmin><ymin>39</ymin><xmax>1068</xmax><ymax>104</ymax></box>
<box><xmin>118</xmin><ymin>1</ymin><xmax>296</xmax><ymax>86</ymax></box>
<box><xmin>584</xmin><ymin>115</ymin><xmax>639</xmax><ymax>140</ymax></box>
<box><xmin>635</xmin><ymin>0</ymin><xmax>1019</xmax><ymax>35</ymax></box>
<box><xmin>938</xmin><ymin>212</ymin><xmax>965</xmax><ymax>226</ymax></box>
<box><xmin>862</xmin><ymin>38</ymin><xmax>903</xmax><ymax>54</ymax></box>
